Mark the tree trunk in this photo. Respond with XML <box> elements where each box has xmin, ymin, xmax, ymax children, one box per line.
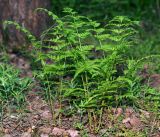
<box><xmin>0</xmin><ymin>0</ymin><xmax>50</xmax><ymax>47</ymax></box>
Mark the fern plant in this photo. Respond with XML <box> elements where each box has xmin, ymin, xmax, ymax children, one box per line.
<box><xmin>4</xmin><ymin>8</ymin><xmax>142</xmax><ymax>130</ymax></box>
<box><xmin>36</xmin><ymin>9</ymin><xmax>141</xmax><ymax>130</ymax></box>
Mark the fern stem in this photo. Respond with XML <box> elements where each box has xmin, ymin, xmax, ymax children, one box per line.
<box><xmin>88</xmin><ymin>110</ymin><xmax>93</xmax><ymax>132</ymax></box>
<box><xmin>85</xmin><ymin>71</ymin><xmax>89</xmax><ymax>97</ymax></box>
<box><xmin>97</xmin><ymin>101</ymin><xmax>104</xmax><ymax>131</ymax></box>
<box><xmin>136</xmin><ymin>55</ymin><xmax>160</xmax><ymax>64</ymax></box>
<box><xmin>58</xmin><ymin>77</ymin><xmax>63</xmax><ymax>126</ymax></box>
<box><xmin>81</xmin><ymin>75</ymin><xmax>86</xmax><ymax>97</ymax></box>
<box><xmin>46</xmin><ymin>78</ymin><xmax>55</xmax><ymax>126</ymax></box>
<box><xmin>72</xmin><ymin>13</ymin><xmax>82</xmax><ymax>50</ymax></box>
<box><xmin>98</xmin><ymin>39</ymin><xmax>105</xmax><ymax>58</ymax></box>
<box><xmin>0</xmin><ymin>101</ymin><xmax>4</xmax><ymax>130</ymax></box>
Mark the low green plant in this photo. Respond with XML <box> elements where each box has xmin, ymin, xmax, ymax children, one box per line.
<box><xmin>0</xmin><ymin>63</ymin><xmax>32</xmax><ymax>109</ymax></box>
<box><xmin>0</xmin><ymin>44</ymin><xmax>10</xmax><ymax>63</ymax></box>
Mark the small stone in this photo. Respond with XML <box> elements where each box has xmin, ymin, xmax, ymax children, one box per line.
<box><xmin>69</xmin><ymin>118</ymin><xmax>72</xmax><ymax>121</ymax></box>
<box><xmin>122</xmin><ymin>115</ymin><xmax>141</xmax><ymax>130</ymax></box>
<box><xmin>130</xmin><ymin>116</ymin><xmax>141</xmax><ymax>129</ymax></box>
<box><xmin>21</xmin><ymin>132</ymin><xmax>31</xmax><ymax>137</ymax></box>
<box><xmin>4</xmin><ymin>129</ymin><xmax>9</xmax><ymax>134</ymax></box>
<box><xmin>122</xmin><ymin>118</ymin><xmax>132</xmax><ymax>129</ymax></box>
<box><xmin>40</xmin><ymin>134</ymin><xmax>49</xmax><ymax>137</ymax></box>
<box><xmin>10</xmin><ymin>115</ymin><xmax>18</xmax><ymax>119</ymax></box>
<box><xmin>67</xmin><ymin>129</ymin><xmax>79</xmax><ymax>137</ymax></box>
<box><xmin>122</xmin><ymin>117</ymin><xmax>131</xmax><ymax>124</ymax></box>
<box><xmin>125</xmin><ymin>122</ymin><xmax>132</xmax><ymax>129</ymax></box>
<box><xmin>39</xmin><ymin>127</ymin><xmax>51</xmax><ymax>134</ymax></box>
<box><xmin>51</xmin><ymin>127</ymin><xmax>66</xmax><ymax>136</ymax></box>
<box><xmin>27</xmin><ymin>128</ymin><xmax>32</xmax><ymax>133</ymax></box>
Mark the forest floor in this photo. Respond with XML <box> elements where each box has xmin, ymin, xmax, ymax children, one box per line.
<box><xmin>0</xmin><ymin>51</ymin><xmax>160</xmax><ymax>137</ymax></box>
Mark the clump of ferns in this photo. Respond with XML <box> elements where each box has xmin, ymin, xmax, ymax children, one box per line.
<box><xmin>38</xmin><ymin>9</ymin><xmax>140</xmax><ymax>129</ymax></box>
<box><xmin>3</xmin><ymin>8</ymin><xmax>140</xmax><ymax>130</ymax></box>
